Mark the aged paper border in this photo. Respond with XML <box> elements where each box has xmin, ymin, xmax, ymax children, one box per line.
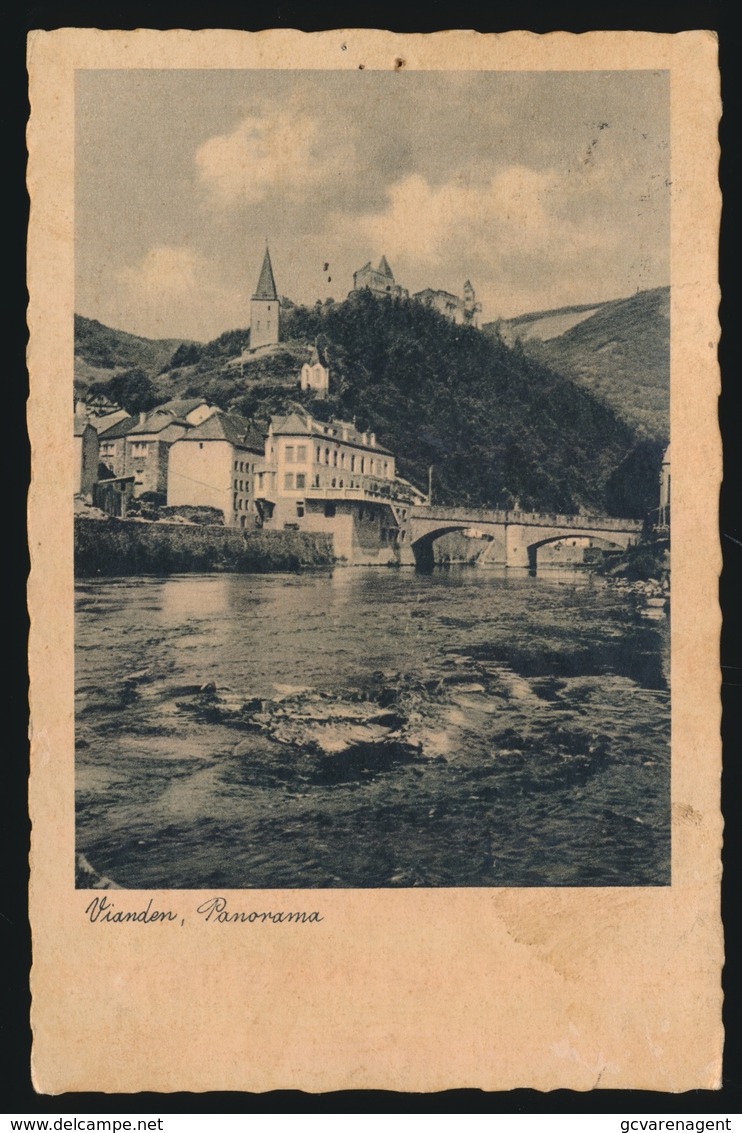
<box><xmin>27</xmin><ymin>29</ymin><xmax>722</xmax><ymax>1093</ymax></box>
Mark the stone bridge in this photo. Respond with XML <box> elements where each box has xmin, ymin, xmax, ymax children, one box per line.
<box><xmin>401</xmin><ymin>505</ymin><xmax>643</xmax><ymax>570</ymax></box>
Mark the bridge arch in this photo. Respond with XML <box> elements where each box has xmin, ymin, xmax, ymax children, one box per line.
<box><xmin>410</xmin><ymin>526</ymin><xmax>473</xmax><ymax>571</ymax></box>
<box><xmin>410</xmin><ymin>524</ymin><xmax>503</xmax><ymax>571</ymax></box>
<box><xmin>525</xmin><ymin>533</ymin><xmax>624</xmax><ymax>570</ymax></box>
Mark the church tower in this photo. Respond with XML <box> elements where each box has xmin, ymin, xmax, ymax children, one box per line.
<box><xmin>250</xmin><ymin>246</ymin><xmax>280</xmax><ymax>350</ymax></box>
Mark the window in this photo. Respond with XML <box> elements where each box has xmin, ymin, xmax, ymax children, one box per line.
<box><xmin>333</xmin><ymin>450</ymin><xmax>338</xmax><ymax>466</ymax></box>
<box><xmin>340</xmin><ymin>452</ymin><xmax>346</xmax><ymax>468</ymax></box>
<box><xmin>316</xmin><ymin>446</ymin><xmax>321</xmax><ymax>462</ymax></box>
<box><xmin>325</xmin><ymin>448</ymin><xmax>330</xmax><ymax>464</ymax></box>
<box><xmin>360</xmin><ymin>458</ymin><xmax>365</xmax><ymax>473</ymax></box>
<box><xmin>284</xmin><ymin>473</ymin><xmax>294</xmax><ymax>490</ymax></box>
<box><xmin>234</xmin><ymin>460</ymin><xmax>239</xmax><ymax>471</ymax></box>
<box><xmin>295</xmin><ymin>473</ymin><xmax>306</xmax><ymax>489</ymax></box>
<box><xmin>314</xmin><ymin>474</ymin><xmax>320</xmax><ymax>487</ymax></box>
<box><xmin>331</xmin><ymin>478</ymin><xmax>337</xmax><ymax>488</ymax></box>
<box><xmin>296</xmin><ymin>502</ymin><xmax>305</xmax><ymax>518</ymax></box>
<box><xmin>324</xmin><ymin>503</ymin><xmax>336</xmax><ymax>518</ymax></box>
<box><xmin>350</xmin><ymin>455</ymin><xmax>356</xmax><ymax>472</ymax></box>
<box><xmin>285</xmin><ymin>445</ymin><xmax>295</xmax><ymax>463</ymax></box>
<box><xmin>199</xmin><ymin>442</ymin><xmax>204</xmax><ymax>450</ymax></box>
<box><xmin>233</xmin><ymin>493</ymin><xmax>238</xmax><ymax>509</ymax></box>
<box><xmin>297</xmin><ymin>445</ymin><xmax>307</xmax><ymax>462</ymax></box>
<box><xmin>131</xmin><ymin>441</ymin><xmax>149</xmax><ymax>457</ymax></box>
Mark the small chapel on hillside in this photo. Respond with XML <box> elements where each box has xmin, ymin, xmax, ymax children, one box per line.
<box><xmin>250</xmin><ymin>246</ymin><xmax>281</xmax><ymax>349</ymax></box>
<box><xmin>300</xmin><ymin>343</ymin><xmax>330</xmax><ymax>398</ymax></box>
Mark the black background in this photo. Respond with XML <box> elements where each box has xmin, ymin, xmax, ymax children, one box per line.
<box><xmin>6</xmin><ymin>0</ymin><xmax>739</xmax><ymax>1115</ymax></box>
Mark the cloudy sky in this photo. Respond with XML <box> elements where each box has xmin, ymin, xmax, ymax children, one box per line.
<box><xmin>75</xmin><ymin>68</ymin><xmax>669</xmax><ymax>342</ymax></box>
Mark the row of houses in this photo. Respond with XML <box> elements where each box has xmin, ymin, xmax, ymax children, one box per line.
<box><xmin>74</xmin><ymin>388</ymin><xmax>427</xmax><ymax>563</ymax></box>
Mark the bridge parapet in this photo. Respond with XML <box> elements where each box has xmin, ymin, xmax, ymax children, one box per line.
<box><xmin>407</xmin><ymin>506</ymin><xmax>643</xmax><ymax>533</ymax></box>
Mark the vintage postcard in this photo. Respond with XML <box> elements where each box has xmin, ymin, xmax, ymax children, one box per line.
<box><xmin>27</xmin><ymin>29</ymin><xmax>722</xmax><ymax>1092</ymax></box>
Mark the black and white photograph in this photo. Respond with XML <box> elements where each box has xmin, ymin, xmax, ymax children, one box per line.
<box><xmin>71</xmin><ymin>65</ymin><xmax>673</xmax><ymax>891</ymax></box>
<box><xmin>25</xmin><ymin>26</ymin><xmax>725</xmax><ymax>1096</ymax></box>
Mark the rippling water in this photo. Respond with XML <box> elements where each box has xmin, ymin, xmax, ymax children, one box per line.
<box><xmin>75</xmin><ymin>567</ymin><xmax>670</xmax><ymax>888</ymax></box>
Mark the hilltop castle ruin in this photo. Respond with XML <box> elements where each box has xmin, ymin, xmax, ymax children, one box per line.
<box><xmin>350</xmin><ymin>255</ymin><xmax>481</xmax><ymax>327</ymax></box>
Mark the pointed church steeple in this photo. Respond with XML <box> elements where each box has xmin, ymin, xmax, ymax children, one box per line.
<box><xmin>253</xmin><ymin>246</ymin><xmax>278</xmax><ymax>301</ymax></box>
<box><xmin>250</xmin><ymin>245</ymin><xmax>281</xmax><ymax>349</ymax></box>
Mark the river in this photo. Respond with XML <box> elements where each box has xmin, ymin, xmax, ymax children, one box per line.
<box><xmin>75</xmin><ymin>567</ymin><xmax>670</xmax><ymax>888</ymax></box>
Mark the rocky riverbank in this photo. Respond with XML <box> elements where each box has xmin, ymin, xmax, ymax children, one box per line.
<box><xmin>599</xmin><ymin>537</ymin><xmax>670</xmax><ymax>617</ymax></box>
<box><xmin>611</xmin><ymin>574</ymin><xmax>670</xmax><ymax>619</ymax></box>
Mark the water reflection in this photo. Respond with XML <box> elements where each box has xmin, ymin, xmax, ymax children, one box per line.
<box><xmin>75</xmin><ymin>567</ymin><xmax>670</xmax><ymax>889</ymax></box>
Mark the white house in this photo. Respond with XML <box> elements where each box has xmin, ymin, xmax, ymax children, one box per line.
<box><xmin>167</xmin><ymin>410</ymin><xmax>266</xmax><ymax>527</ymax></box>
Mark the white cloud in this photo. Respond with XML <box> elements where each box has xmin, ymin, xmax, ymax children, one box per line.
<box><xmin>324</xmin><ymin>164</ymin><xmax>635</xmax><ymax>319</ymax></box>
<box><xmin>196</xmin><ymin>108</ymin><xmax>349</xmax><ymax>204</ymax></box>
<box><xmin>118</xmin><ymin>245</ymin><xmax>200</xmax><ymax>302</ymax></box>
<box><xmin>353</xmin><ymin>166</ymin><xmax>613</xmax><ymax>267</ymax></box>
<box><xmin>103</xmin><ymin>245</ymin><xmax>243</xmax><ymax>340</ymax></box>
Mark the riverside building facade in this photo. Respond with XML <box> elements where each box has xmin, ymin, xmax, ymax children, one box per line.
<box><xmin>255</xmin><ymin>407</ymin><xmax>426</xmax><ymax>563</ymax></box>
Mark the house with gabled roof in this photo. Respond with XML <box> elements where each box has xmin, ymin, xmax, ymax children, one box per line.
<box><xmin>257</xmin><ymin>405</ymin><xmax>426</xmax><ymax>563</ymax></box>
<box><xmin>156</xmin><ymin>398</ymin><xmax>215</xmax><ymax>426</ymax></box>
<box><xmin>167</xmin><ymin>410</ymin><xmax>266</xmax><ymax>527</ymax></box>
<box><xmin>94</xmin><ymin>398</ymin><xmax>216</xmax><ymax>489</ymax></box>
<box><xmin>87</xmin><ymin>407</ymin><xmax>130</xmax><ymax>434</ymax></box>
<box><xmin>124</xmin><ymin>410</ymin><xmax>191</xmax><ymax>498</ymax></box>
<box><xmin>112</xmin><ymin>399</ymin><xmax>217</xmax><ymax>498</ymax></box>
<box><xmin>96</xmin><ymin>413</ymin><xmax>139</xmax><ymax>479</ymax></box>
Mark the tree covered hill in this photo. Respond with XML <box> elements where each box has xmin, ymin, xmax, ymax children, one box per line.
<box><xmin>74</xmin><ymin>314</ymin><xmax>191</xmax><ymax>386</ymax></box>
<box><xmin>76</xmin><ymin>292</ymin><xmax>654</xmax><ymax>516</ymax></box>
<box><xmin>485</xmin><ymin>287</ymin><xmax>670</xmax><ymax>441</ymax></box>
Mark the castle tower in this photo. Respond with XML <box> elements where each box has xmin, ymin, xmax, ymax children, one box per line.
<box><xmin>250</xmin><ymin>246</ymin><xmax>280</xmax><ymax>350</ymax></box>
<box><xmin>351</xmin><ymin>255</ymin><xmax>408</xmax><ymax>299</ymax></box>
<box><xmin>463</xmin><ymin>280</ymin><xmax>481</xmax><ymax>328</ymax></box>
